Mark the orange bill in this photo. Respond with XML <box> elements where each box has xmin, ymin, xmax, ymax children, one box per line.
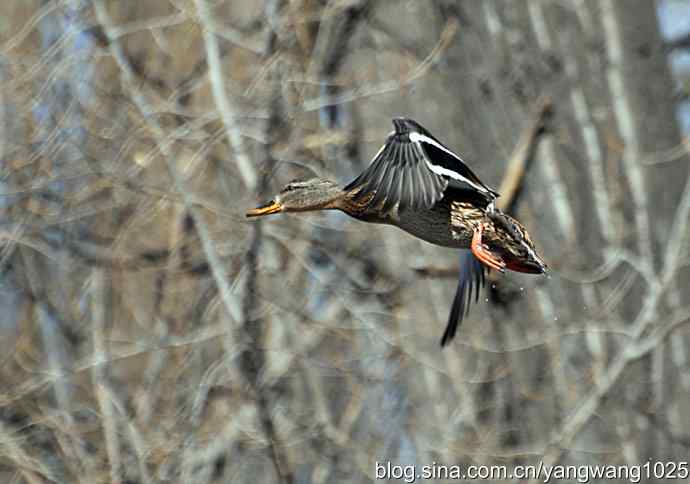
<box><xmin>246</xmin><ymin>201</ymin><xmax>283</xmax><ymax>217</ymax></box>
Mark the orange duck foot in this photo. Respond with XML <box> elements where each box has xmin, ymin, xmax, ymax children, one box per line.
<box><xmin>471</xmin><ymin>223</ymin><xmax>506</xmax><ymax>273</ymax></box>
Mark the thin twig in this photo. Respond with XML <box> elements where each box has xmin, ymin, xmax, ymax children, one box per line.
<box><xmin>496</xmin><ymin>95</ymin><xmax>553</xmax><ymax>212</ymax></box>
<box><xmin>194</xmin><ymin>0</ymin><xmax>257</xmax><ymax>189</ymax></box>
<box><xmin>90</xmin><ymin>268</ymin><xmax>122</xmax><ymax>484</ymax></box>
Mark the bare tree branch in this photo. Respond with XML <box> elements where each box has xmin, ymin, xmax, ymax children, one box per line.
<box><xmin>195</xmin><ymin>0</ymin><xmax>258</xmax><ymax>189</ymax></box>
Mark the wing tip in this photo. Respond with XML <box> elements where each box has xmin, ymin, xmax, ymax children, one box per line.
<box><xmin>440</xmin><ymin>253</ymin><xmax>487</xmax><ymax>348</ymax></box>
<box><xmin>392</xmin><ymin>117</ymin><xmax>430</xmax><ymax>137</ymax></box>
<box><xmin>440</xmin><ymin>313</ymin><xmax>459</xmax><ymax>347</ymax></box>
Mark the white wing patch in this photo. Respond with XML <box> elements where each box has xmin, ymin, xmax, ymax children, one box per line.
<box><xmin>410</xmin><ymin>132</ymin><xmax>493</xmax><ymax>195</ymax></box>
<box><xmin>410</xmin><ymin>132</ymin><xmax>463</xmax><ymax>161</ymax></box>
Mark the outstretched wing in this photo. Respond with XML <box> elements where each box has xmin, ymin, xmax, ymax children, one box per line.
<box><xmin>440</xmin><ymin>250</ymin><xmax>486</xmax><ymax>347</ymax></box>
<box><xmin>344</xmin><ymin>124</ymin><xmax>448</xmax><ymax>214</ymax></box>
<box><xmin>345</xmin><ymin>118</ymin><xmax>498</xmax><ymax>215</ymax></box>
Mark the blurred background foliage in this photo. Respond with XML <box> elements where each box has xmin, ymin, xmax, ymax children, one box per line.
<box><xmin>2</xmin><ymin>1</ymin><xmax>690</xmax><ymax>483</ymax></box>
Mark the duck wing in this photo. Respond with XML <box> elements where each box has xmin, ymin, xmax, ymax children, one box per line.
<box><xmin>440</xmin><ymin>250</ymin><xmax>486</xmax><ymax>347</ymax></box>
<box><xmin>345</xmin><ymin>118</ymin><xmax>498</xmax><ymax>215</ymax></box>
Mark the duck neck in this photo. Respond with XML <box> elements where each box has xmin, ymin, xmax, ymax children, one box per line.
<box><xmin>293</xmin><ymin>183</ymin><xmax>347</xmax><ymax>212</ymax></box>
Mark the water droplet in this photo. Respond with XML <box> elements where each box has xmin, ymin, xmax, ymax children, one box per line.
<box><xmin>491</xmin><ymin>283</ymin><xmax>496</xmax><ymax>289</ymax></box>
<box><xmin>554</xmin><ymin>316</ymin><xmax>559</xmax><ymax>321</ymax></box>
<box><xmin>519</xmin><ymin>287</ymin><xmax>524</xmax><ymax>292</ymax></box>
<box><xmin>485</xmin><ymin>298</ymin><xmax>489</xmax><ymax>302</ymax></box>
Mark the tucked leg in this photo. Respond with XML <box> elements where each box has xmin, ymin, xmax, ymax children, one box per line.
<box><xmin>471</xmin><ymin>223</ymin><xmax>506</xmax><ymax>272</ymax></box>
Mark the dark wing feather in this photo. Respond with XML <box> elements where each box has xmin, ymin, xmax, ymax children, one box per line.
<box><xmin>399</xmin><ymin>143</ymin><xmax>417</xmax><ymax>211</ymax></box>
<box><xmin>345</xmin><ymin>132</ymin><xmax>449</xmax><ymax>214</ymax></box>
<box><xmin>440</xmin><ymin>251</ymin><xmax>486</xmax><ymax>347</ymax></box>
<box><xmin>417</xmin><ymin>140</ymin><xmax>498</xmax><ymax>198</ymax></box>
<box><xmin>345</xmin><ymin>117</ymin><xmax>498</xmax><ymax>215</ymax></box>
<box><xmin>379</xmin><ymin>142</ymin><xmax>401</xmax><ymax>214</ymax></box>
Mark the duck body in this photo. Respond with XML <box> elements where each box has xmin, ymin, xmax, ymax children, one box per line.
<box><xmin>344</xmin><ymin>188</ymin><xmax>543</xmax><ymax>274</ymax></box>
<box><xmin>247</xmin><ymin>117</ymin><xmax>547</xmax><ymax>346</ymax></box>
<box><xmin>348</xmin><ymin>188</ymin><xmax>482</xmax><ymax>248</ymax></box>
